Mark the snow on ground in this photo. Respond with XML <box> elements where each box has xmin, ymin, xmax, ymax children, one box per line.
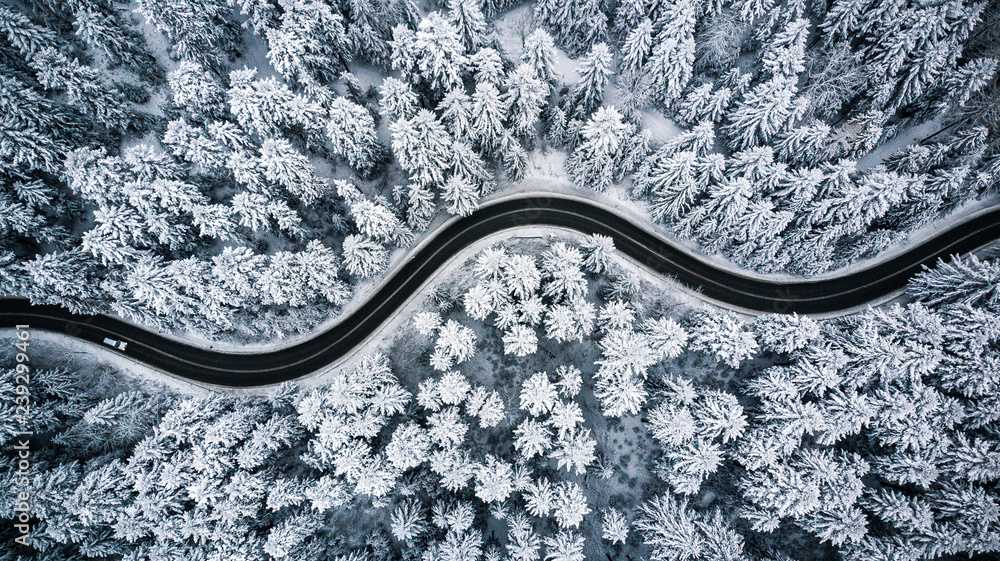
<box><xmin>123</xmin><ymin>1</ymin><xmax>179</xmax><ymax>75</ymax></box>
<box><xmin>45</xmin><ymin>2</ymin><xmax>997</xmax><ymax>365</ymax></box>
<box><xmin>0</xmin><ymin>329</ymin><xmax>216</xmax><ymax>396</ymax></box>
<box><xmin>492</xmin><ymin>5</ymin><xmax>581</xmax><ymax>84</ymax></box>
<box><xmin>233</xmin><ymin>22</ymin><xmax>279</xmax><ymax>79</ymax></box>
<box><xmin>639</xmin><ymin>110</ymin><xmax>683</xmax><ymax>144</ymax></box>
<box><xmin>857</xmin><ymin>117</ymin><xmax>944</xmax><ymax>170</ymax></box>
<box><xmin>491</xmin><ymin>5</ymin><xmax>536</xmax><ymax>60</ymax></box>
<box><xmin>347</xmin><ymin>62</ymin><xmax>389</xmax><ymax>91</ymax></box>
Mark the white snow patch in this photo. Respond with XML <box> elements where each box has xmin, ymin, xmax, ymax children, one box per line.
<box><xmin>233</xmin><ymin>25</ymin><xmax>279</xmax><ymax>79</ymax></box>
<box><xmin>550</xmin><ymin>48</ymin><xmax>582</xmax><ymax>84</ymax></box>
<box><xmin>2</xmin><ymin>329</ymin><xmax>215</xmax><ymax>396</ymax></box>
<box><xmin>491</xmin><ymin>5</ymin><xmax>536</xmax><ymax>61</ymax></box>
<box><xmin>857</xmin><ymin>118</ymin><xmax>943</xmax><ymax>170</ymax></box>
<box><xmin>491</xmin><ymin>5</ymin><xmax>580</xmax><ymax>85</ymax></box>
<box><xmin>639</xmin><ymin>110</ymin><xmax>683</xmax><ymax>144</ymax></box>
<box><xmin>347</xmin><ymin>62</ymin><xmax>388</xmax><ymax>91</ymax></box>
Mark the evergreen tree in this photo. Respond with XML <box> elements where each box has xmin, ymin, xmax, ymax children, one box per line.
<box><xmin>470</xmin><ymin>82</ymin><xmax>508</xmax><ymax>156</ymax></box>
<box><xmin>504</xmin><ymin>64</ymin><xmax>549</xmax><ymax>140</ymax></box>
<box><xmin>264</xmin><ymin>511</ymin><xmax>322</xmax><ymax>558</ymax></box>
<box><xmin>0</xmin><ymin>4</ymin><xmax>60</xmax><ymax>55</ymax></box>
<box><xmin>442</xmin><ymin>174</ymin><xmax>480</xmax><ymax>216</ymax></box>
<box><xmin>391</xmin><ymin>109</ymin><xmax>454</xmax><ymax>188</ymax></box>
<box><xmin>688</xmin><ymin>310</ymin><xmax>759</xmax><ymax>368</ymax></box>
<box><xmin>909</xmin><ymin>255</ymin><xmax>1000</xmax><ymax>309</ymax></box>
<box><xmin>227</xmin><ymin>67</ymin><xmax>326</xmax><ymax>142</ymax></box>
<box><xmin>544</xmin><ymin>530</ymin><xmax>586</xmax><ymax>561</ymax></box>
<box><xmin>265</xmin><ymin>0</ymin><xmax>348</xmax><ymax>90</ymax></box>
<box><xmin>342</xmin><ymin>234</ymin><xmax>389</xmax><ymax>278</ymax></box>
<box><xmin>20</xmin><ymin>249</ymin><xmax>106</xmax><ymax>314</ymax></box>
<box><xmin>29</xmin><ymin>47</ymin><xmax>133</xmax><ymax>130</ymax></box>
<box><xmin>0</xmin><ymin>76</ymin><xmax>82</xmax><ymax>175</ymax></box>
<box><xmin>522</xmin><ymin>28</ymin><xmax>558</xmax><ymax>83</ymax></box>
<box><xmin>551</xmin><ymin>480</ymin><xmax>591</xmax><ymax>527</ymax></box>
<box><xmin>440</xmin><ymin>88</ymin><xmax>474</xmax><ymax>138</ymax></box>
<box><xmin>775</xmin><ymin>121</ymin><xmax>831</xmax><ymax>166</ymax></box>
<box><xmin>566</xmin><ymin>106</ymin><xmax>631</xmax><ymax>191</ymax></box>
<box><xmin>259</xmin><ymin>137</ymin><xmax>329</xmax><ymax>204</ymax></box>
<box><xmin>449</xmin><ymin>0</ymin><xmax>488</xmax><ymax>51</ymax></box>
<box><xmin>535</xmin><ymin>0</ymin><xmax>607</xmax><ymax>54</ymax></box>
<box><xmin>569</xmin><ymin>42</ymin><xmax>613</xmax><ymax>117</ymax></box>
<box><xmin>390</xmin><ymin>14</ymin><xmax>468</xmax><ymax>96</ymax></box>
<box><xmin>327</xmin><ymin>97</ymin><xmax>383</xmax><ymax>175</ymax></box>
<box><xmin>162</xmin><ymin>119</ymin><xmax>229</xmax><ymax>172</ymax></box>
<box><xmin>521</xmin><ymin>372</ymin><xmax>559</xmax><ymax>416</ymax></box>
<box><xmin>475</xmin><ymin>455</ymin><xmax>515</xmax><ymax>503</ymax></box>
<box><xmin>73</xmin><ymin>6</ymin><xmax>162</xmax><ymax>83</ymax></box>
<box><xmin>722</xmin><ymin>76</ymin><xmax>797</xmax><ymax>151</ymax></box>
<box><xmin>643</xmin><ymin>0</ymin><xmax>699</xmax><ymax>107</ymax></box>
<box><xmin>602</xmin><ymin>508</ymin><xmax>630</xmax><ymax>544</ymax></box>
<box><xmin>761</xmin><ymin>17</ymin><xmax>809</xmax><ymax>79</ymax></box>
<box><xmin>580</xmin><ymin>233</ymin><xmax>615</xmax><ymax>274</ymax></box>
<box><xmin>621</xmin><ymin>19</ymin><xmax>654</xmax><ymax>76</ymax></box>
<box><xmin>391</xmin><ymin>498</ymin><xmax>427</xmax><ymax>542</ymax></box>
<box><xmin>379</xmin><ymin>76</ymin><xmax>419</xmax><ymax>121</ymax></box>
<box><xmin>134</xmin><ymin>0</ymin><xmax>240</xmax><ymax>71</ymax></box>
<box><xmin>452</xmin><ymin>140</ymin><xmax>492</xmax><ymax>187</ymax></box>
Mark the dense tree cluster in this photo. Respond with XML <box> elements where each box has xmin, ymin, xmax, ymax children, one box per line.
<box><xmin>2</xmin><ymin>2</ymin><xmax>999</xmax><ymax>560</ymax></box>
<box><xmin>609</xmin><ymin>0</ymin><xmax>1000</xmax><ymax>274</ymax></box>
<box><xmin>7</xmin><ymin>233</ymin><xmax>1000</xmax><ymax>561</ymax></box>
<box><xmin>1</xmin><ymin>0</ymin><xmax>458</xmax><ymax>340</ymax></box>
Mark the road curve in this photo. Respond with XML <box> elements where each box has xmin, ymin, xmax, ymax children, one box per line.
<box><xmin>3</xmin><ymin>195</ymin><xmax>1000</xmax><ymax>386</ymax></box>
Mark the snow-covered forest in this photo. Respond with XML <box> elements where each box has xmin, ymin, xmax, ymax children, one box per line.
<box><xmin>1</xmin><ymin>0</ymin><xmax>997</xmax><ymax>340</ymax></box>
<box><xmin>4</xmin><ymin>237</ymin><xmax>1000</xmax><ymax>561</ymax></box>
<box><xmin>2</xmin><ymin>0</ymin><xmax>1000</xmax><ymax>560</ymax></box>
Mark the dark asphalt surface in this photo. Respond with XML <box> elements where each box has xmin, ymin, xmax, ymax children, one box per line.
<box><xmin>3</xmin><ymin>195</ymin><xmax>999</xmax><ymax>386</ymax></box>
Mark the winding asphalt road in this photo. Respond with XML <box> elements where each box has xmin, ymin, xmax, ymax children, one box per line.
<box><xmin>3</xmin><ymin>195</ymin><xmax>1000</xmax><ymax>386</ymax></box>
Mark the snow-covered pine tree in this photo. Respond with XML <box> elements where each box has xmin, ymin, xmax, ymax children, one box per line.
<box><xmin>448</xmin><ymin>0</ymin><xmax>487</xmax><ymax>52</ymax></box>
<box><xmin>535</xmin><ymin>0</ymin><xmax>607</xmax><ymax>54</ymax></box>
<box><xmin>504</xmin><ymin>64</ymin><xmax>549</xmax><ymax>141</ymax></box>
<box><xmin>722</xmin><ymin>75</ymin><xmax>797</xmax><ymax>151</ymax></box>
<box><xmin>227</xmin><ymin>67</ymin><xmax>326</xmax><ymax>142</ymax></box>
<box><xmin>265</xmin><ymin>0</ymin><xmax>348</xmax><ymax>93</ymax></box>
<box><xmin>379</xmin><ymin>76</ymin><xmax>419</xmax><ymax>121</ymax></box>
<box><xmin>259</xmin><ymin>137</ymin><xmax>329</xmax><ymax>204</ymax></box>
<box><xmin>688</xmin><ymin>309</ymin><xmax>759</xmax><ymax>368</ymax></box>
<box><xmin>29</xmin><ymin>47</ymin><xmax>133</xmax><ymax>130</ymax></box>
<box><xmin>327</xmin><ymin>97</ymin><xmax>383</xmax><ymax>175</ymax></box>
<box><xmin>442</xmin><ymin>174</ymin><xmax>480</xmax><ymax>216</ymax></box>
<box><xmin>390</xmin><ymin>14</ymin><xmax>468</xmax><ymax>96</ymax></box>
<box><xmin>391</xmin><ymin>109</ymin><xmax>454</xmax><ymax>188</ymax></box>
<box><xmin>602</xmin><ymin>508</ymin><xmax>629</xmax><ymax>544</ymax></box>
<box><xmin>134</xmin><ymin>0</ymin><xmax>240</xmax><ymax>71</ymax></box>
<box><xmin>569</xmin><ymin>42</ymin><xmax>613</xmax><ymax>117</ymax></box>
<box><xmin>621</xmin><ymin>18</ymin><xmax>653</xmax><ymax>76</ymax></box>
<box><xmin>643</xmin><ymin>0</ymin><xmax>700</xmax><ymax>107</ymax></box>
<box><xmin>471</xmin><ymin>82</ymin><xmax>508</xmax><ymax>156</ymax></box>
<box><xmin>544</xmin><ymin>530</ymin><xmax>586</xmax><ymax>561</ymax></box>
<box><xmin>760</xmin><ymin>17</ymin><xmax>809</xmax><ymax>79</ymax></box>
<box><xmin>342</xmin><ymin>234</ymin><xmax>389</xmax><ymax>278</ymax></box>
<box><xmin>440</xmin><ymin>88</ymin><xmax>474</xmax><ymax>139</ymax></box>
<box><xmin>73</xmin><ymin>6</ymin><xmax>161</xmax><ymax>83</ymax></box>
<box><xmin>522</xmin><ymin>28</ymin><xmax>558</xmax><ymax>84</ymax></box>
<box><xmin>470</xmin><ymin>47</ymin><xmax>506</xmax><ymax>85</ymax></box>
<box><xmin>566</xmin><ymin>106</ymin><xmax>631</xmax><ymax>191</ymax></box>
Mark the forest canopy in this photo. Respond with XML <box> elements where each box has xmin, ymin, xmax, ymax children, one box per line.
<box><xmin>1</xmin><ymin>2</ymin><xmax>999</xmax><ymax>561</ymax></box>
